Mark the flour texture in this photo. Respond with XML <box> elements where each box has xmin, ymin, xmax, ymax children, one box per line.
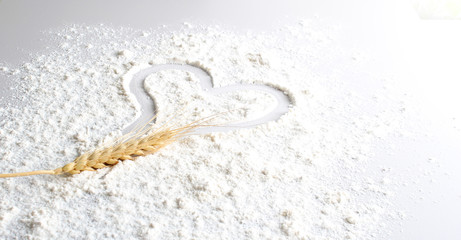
<box><xmin>0</xmin><ymin>21</ymin><xmax>405</xmax><ymax>239</ymax></box>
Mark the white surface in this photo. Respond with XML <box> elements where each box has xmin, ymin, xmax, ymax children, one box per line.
<box><xmin>1</xmin><ymin>1</ymin><xmax>460</xmax><ymax>239</ymax></box>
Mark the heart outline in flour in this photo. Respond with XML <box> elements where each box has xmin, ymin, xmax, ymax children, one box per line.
<box><xmin>122</xmin><ymin>63</ymin><xmax>291</xmax><ymax>134</ymax></box>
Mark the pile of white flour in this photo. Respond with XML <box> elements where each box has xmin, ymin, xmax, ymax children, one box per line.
<box><xmin>0</xmin><ymin>21</ymin><xmax>406</xmax><ymax>239</ymax></box>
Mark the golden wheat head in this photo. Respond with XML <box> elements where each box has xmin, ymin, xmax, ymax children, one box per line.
<box><xmin>0</xmin><ymin>115</ymin><xmax>211</xmax><ymax>178</ymax></box>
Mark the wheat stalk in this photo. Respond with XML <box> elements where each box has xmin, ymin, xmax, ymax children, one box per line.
<box><xmin>0</xmin><ymin>114</ymin><xmax>212</xmax><ymax>178</ymax></box>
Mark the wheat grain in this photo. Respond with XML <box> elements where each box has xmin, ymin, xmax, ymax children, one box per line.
<box><xmin>0</xmin><ymin>116</ymin><xmax>210</xmax><ymax>178</ymax></box>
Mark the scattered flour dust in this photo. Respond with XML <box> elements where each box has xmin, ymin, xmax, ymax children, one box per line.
<box><xmin>0</xmin><ymin>21</ymin><xmax>405</xmax><ymax>239</ymax></box>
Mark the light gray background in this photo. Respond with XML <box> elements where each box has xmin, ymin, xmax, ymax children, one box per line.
<box><xmin>1</xmin><ymin>1</ymin><xmax>461</xmax><ymax>239</ymax></box>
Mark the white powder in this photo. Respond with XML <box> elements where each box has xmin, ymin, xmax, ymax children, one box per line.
<box><xmin>0</xmin><ymin>21</ymin><xmax>406</xmax><ymax>239</ymax></box>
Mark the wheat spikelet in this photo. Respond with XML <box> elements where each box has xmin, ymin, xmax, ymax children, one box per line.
<box><xmin>55</xmin><ymin>123</ymin><xmax>194</xmax><ymax>175</ymax></box>
<box><xmin>0</xmin><ymin>114</ymin><xmax>211</xmax><ymax>178</ymax></box>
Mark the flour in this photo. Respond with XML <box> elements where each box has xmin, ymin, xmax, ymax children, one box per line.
<box><xmin>0</xmin><ymin>21</ymin><xmax>405</xmax><ymax>239</ymax></box>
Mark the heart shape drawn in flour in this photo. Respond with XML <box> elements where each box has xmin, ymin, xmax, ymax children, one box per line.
<box><xmin>122</xmin><ymin>63</ymin><xmax>291</xmax><ymax>134</ymax></box>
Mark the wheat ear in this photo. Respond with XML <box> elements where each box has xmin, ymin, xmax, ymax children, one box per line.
<box><xmin>0</xmin><ymin>116</ymin><xmax>210</xmax><ymax>178</ymax></box>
